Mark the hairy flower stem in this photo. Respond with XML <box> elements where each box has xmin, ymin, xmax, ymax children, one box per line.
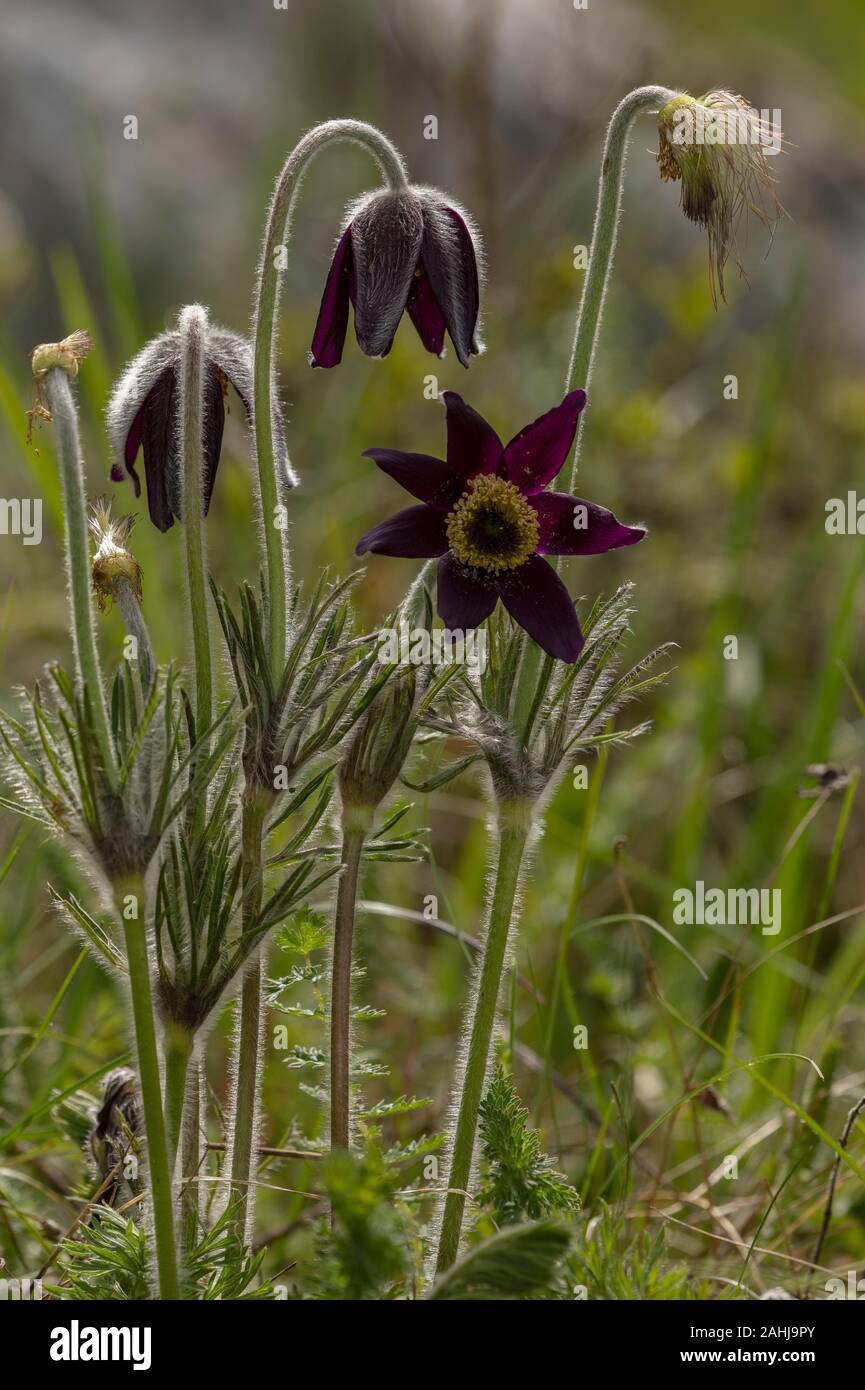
<box><xmin>113</xmin><ymin>578</ymin><xmax>155</xmax><ymax>698</ymax></box>
<box><xmin>565</xmin><ymin>85</ymin><xmax>674</xmax><ymax>484</ymax></box>
<box><xmin>43</xmin><ymin>369</ymin><xmax>116</xmax><ymax>788</ymax></box>
<box><xmin>511</xmin><ymin>86</ymin><xmax>675</xmax><ymax>738</ymax></box>
<box><xmin>252</xmin><ymin>119</ymin><xmax>408</xmax><ymax>683</ymax></box>
<box><xmin>227</xmin><ymin>793</ymin><xmax>268</xmax><ymax>1237</ymax></box>
<box><xmin>434</xmin><ymin>804</ymin><xmax>532</xmax><ymax>1274</ymax></box>
<box><xmin>178</xmin><ymin>305</ymin><xmax>214</xmax><ymax>757</ymax></box>
<box><xmin>163</xmin><ymin>1022</ymin><xmax>194</xmax><ymax>1163</ymax></box>
<box><xmin>329</xmin><ymin>818</ymin><xmax>370</xmax><ymax>1152</ymax></box>
<box><xmin>179</xmin><ymin>1059</ymin><xmax>203</xmax><ymax>1251</ymax></box>
<box><xmin>115</xmin><ymin>880</ymin><xmax>179</xmax><ymax>1299</ymax></box>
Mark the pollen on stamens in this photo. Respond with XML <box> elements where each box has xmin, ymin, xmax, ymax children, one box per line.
<box><xmin>446</xmin><ymin>474</ymin><xmax>539</xmax><ymax>574</ymax></box>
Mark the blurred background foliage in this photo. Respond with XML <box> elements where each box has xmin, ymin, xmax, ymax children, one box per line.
<box><xmin>1</xmin><ymin>0</ymin><xmax>864</xmax><ymax>1295</ymax></box>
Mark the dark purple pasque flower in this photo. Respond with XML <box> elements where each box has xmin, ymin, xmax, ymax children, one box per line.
<box><xmin>107</xmin><ymin>316</ymin><xmax>295</xmax><ymax>532</ymax></box>
<box><xmin>355</xmin><ymin>391</ymin><xmax>645</xmax><ymax>662</ymax></box>
<box><xmin>310</xmin><ymin>185</ymin><xmax>482</xmax><ymax>370</ymax></box>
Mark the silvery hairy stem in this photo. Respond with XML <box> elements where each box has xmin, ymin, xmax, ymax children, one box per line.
<box><xmin>178</xmin><ymin>304</ymin><xmax>214</xmax><ymax>753</ymax></box>
<box><xmin>114</xmin><ymin>877</ymin><xmax>179</xmax><ymax>1299</ymax></box>
<box><xmin>42</xmin><ymin>369</ymin><xmax>116</xmax><ymax>787</ymax></box>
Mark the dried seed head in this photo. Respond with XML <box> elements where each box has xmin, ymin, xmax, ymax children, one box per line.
<box><xmin>31</xmin><ymin>330</ymin><xmax>92</xmax><ymax>383</ymax></box>
<box><xmin>657</xmin><ymin>90</ymin><xmax>784</xmax><ymax>304</ymax></box>
<box><xmin>89</xmin><ymin>498</ymin><xmax>144</xmax><ymax>612</ymax></box>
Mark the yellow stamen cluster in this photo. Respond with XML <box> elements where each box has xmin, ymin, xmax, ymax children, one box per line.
<box><xmin>445</xmin><ymin>474</ymin><xmax>539</xmax><ymax>574</ymax></box>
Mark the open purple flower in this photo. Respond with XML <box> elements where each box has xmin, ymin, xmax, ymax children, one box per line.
<box><xmin>355</xmin><ymin>391</ymin><xmax>645</xmax><ymax>662</ymax></box>
<box><xmin>311</xmin><ymin>185</ymin><xmax>482</xmax><ymax>370</ymax></box>
<box><xmin>107</xmin><ymin>317</ymin><xmax>295</xmax><ymax>532</ymax></box>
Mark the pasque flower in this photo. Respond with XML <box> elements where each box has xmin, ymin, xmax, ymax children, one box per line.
<box><xmin>356</xmin><ymin>391</ymin><xmax>645</xmax><ymax>662</ymax></box>
<box><xmin>310</xmin><ymin>186</ymin><xmax>482</xmax><ymax>369</ymax></box>
<box><xmin>107</xmin><ymin>313</ymin><xmax>295</xmax><ymax>531</ymax></box>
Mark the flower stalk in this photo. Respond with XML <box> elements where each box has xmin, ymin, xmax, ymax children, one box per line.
<box><xmin>115</xmin><ymin>878</ymin><xmax>179</xmax><ymax>1300</ymax></box>
<box><xmin>565</xmin><ymin>85</ymin><xmax>674</xmax><ymax>484</ymax></box>
<box><xmin>163</xmin><ymin>1021</ymin><xmax>195</xmax><ymax>1162</ymax></box>
<box><xmin>434</xmin><ymin>803</ymin><xmax>533</xmax><ymax>1273</ymax></box>
<box><xmin>227</xmin><ymin>791</ymin><xmax>269</xmax><ymax>1238</ymax></box>
<box><xmin>33</xmin><ymin>345</ymin><xmax>116</xmax><ymax>789</ymax></box>
<box><xmin>329</xmin><ymin>813</ymin><xmax>371</xmax><ymax>1151</ymax></box>
<box><xmin>178</xmin><ymin>304</ymin><xmax>214</xmax><ymax>749</ymax></box>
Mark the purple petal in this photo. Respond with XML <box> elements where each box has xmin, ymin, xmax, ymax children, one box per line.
<box><xmin>350</xmin><ymin>190</ymin><xmax>423</xmax><ymax>358</ymax></box>
<box><xmin>201</xmin><ymin>366</ymin><xmax>227</xmax><ymax>516</ymax></box>
<box><xmin>355</xmin><ymin>504</ymin><xmax>448</xmax><ymax>558</ymax></box>
<box><xmin>310</xmin><ymin>226</ymin><xmax>353</xmax><ymax>368</ymax></box>
<box><xmin>436</xmin><ymin>553</ymin><xmax>498</xmax><ymax>629</ymax></box>
<box><xmin>497</xmin><ymin>555</ymin><xmax>584</xmax><ymax>662</ymax></box>
<box><xmin>418</xmin><ymin>204</ymin><xmax>481</xmax><ymax>368</ymax></box>
<box><xmin>125</xmin><ymin>401</ymin><xmax>146</xmax><ymax>468</ymax></box>
<box><xmin>407</xmin><ymin>268</ymin><xmax>447</xmax><ymax>356</ymax></box>
<box><xmin>361</xmin><ymin>449</ymin><xmax>464</xmax><ymax>513</ymax></box>
<box><xmin>139</xmin><ymin>367</ymin><xmax>179</xmax><ymax>532</ymax></box>
<box><xmin>503</xmin><ymin>390</ymin><xmax>588</xmax><ymax>494</ymax></box>
<box><xmin>531</xmin><ymin>493</ymin><xmax>646</xmax><ymax>555</ymax></box>
<box><xmin>441</xmin><ymin>391</ymin><xmax>502</xmax><ymax>482</ymax></box>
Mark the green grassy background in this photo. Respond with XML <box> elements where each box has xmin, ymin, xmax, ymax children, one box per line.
<box><xmin>1</xmin><ymin>0</ymin><xmax>864</xmax><ymax>1296</ymax></box>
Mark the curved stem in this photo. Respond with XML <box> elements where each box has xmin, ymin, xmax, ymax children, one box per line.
<box><xmin>116</xmin><ymin>880</ymin><xmax>179</xmax><ymax>1300</ymax></box>
<box><xmin>178</xmin><ymin>305</ymin><xmax>213</xmax><ymax>753</ymax></box>
<box><xmin>329</xmin><ymin>823</ymin><xmax>367</xmax><ymax>1152</ymax></box>
<box><xmin>252</xmin><ymin>120</ymin><xmax>408</xmax><ymax>683</ymax></box>
<box><xmin>434</xmin><ymin>804</ymin><xmax>532</xmax><ymax>1275</ymax></box>
<box><xmin>44</xmin><ymin>369</ymin><xmax>116</xmax><ymax>788</ymax></box>
<box><xmin>565</xmin><ymin>85</ymin><xmax>674</xmax><ymax>486</ymax></box>
<box><xmin>511</xmin><ymin>86</ymin><xmax>675</xmax><ymax>739</ymax></box>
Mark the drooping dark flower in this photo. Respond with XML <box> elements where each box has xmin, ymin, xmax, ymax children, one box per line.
<box><xmin>355</xmin><ymin>391</ymin><xmax>645</xmax><ymax>662</ymax></box>
<box><xmin>107</xmin><ymin>311</ymin><xmax>296</xmax><ymax>531</ymax></box>
<box><xmin>310</xmin><ymin>185</ymin><xmax>482</xmax><ymax>369</ymax></box>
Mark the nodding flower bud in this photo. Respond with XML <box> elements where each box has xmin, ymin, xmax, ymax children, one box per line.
<box><xmin>311</xmin><ymin>185</ymin><xmax>483</xmax><ymax>369</ymax></box>
<box><xmin>107</xmin><ymin>308</ymin><xmax>296</xmax><ymax>532</ymax></box>
<box><xmin>89</xmin><ymin>498</ymin><xmax>143</xmax><ymax>613</ymax></box>
<box><xmin>657</xmin><ymin>90</ymin><xmax>783</xmax><ymax>304</ymax></box>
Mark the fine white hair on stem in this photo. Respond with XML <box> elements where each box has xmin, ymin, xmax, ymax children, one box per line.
<box><xmin>221</xmin><ymin>954</ymin><xmax>269</xmax><ymax>1242</ymax></box>
<box><xmin>425</xmin><ymin>800</ymin><xmax>540</xmax><ymax>1283</ymax></box>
